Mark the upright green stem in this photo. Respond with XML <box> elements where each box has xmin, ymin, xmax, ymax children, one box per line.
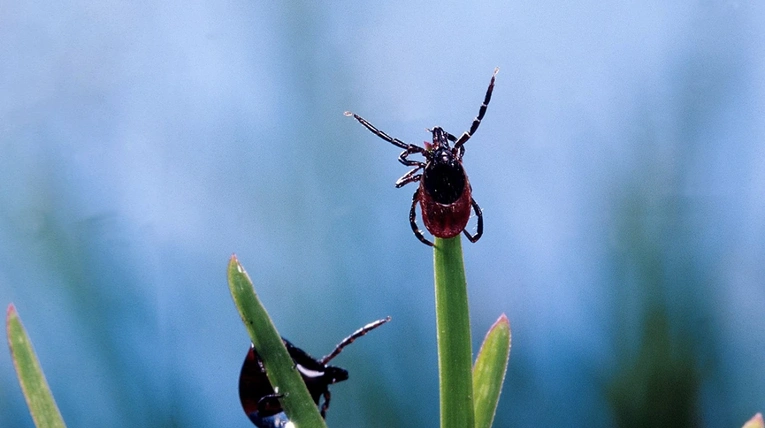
<box><xmin>433</xmin><ymin>236</ymin><xmax>475</xmax><ymax>428</ymax></box>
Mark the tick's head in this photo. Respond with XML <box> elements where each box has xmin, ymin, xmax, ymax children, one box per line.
<box><xmin>430</xmin><ymin>127</ymin><xmax>450</xmax><ymax>151</ymax></box>
<box><xmin>322</xmin><ymin>365</ymin><xmax>349</xmax><ymax>385</ymax></box>
<box><xmin>428</xmin><ymin>126</ymin><xmax>459</xmax><ymax>166</ymax></box>
<box><xmin>295</xmin><ymin>362</ymin><xmax>348</xmax><ymax>386</ymax></box>
<box><xmin>298</xmin><ymin>363</ymin><xmax>348</xmax><ymax>407</ymax></box>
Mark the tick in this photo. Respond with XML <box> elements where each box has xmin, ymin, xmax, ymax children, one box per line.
<box><xmin>345</xmin><ymin>68</ymin><xmax>497</xmax><ymax>246</ymax></box>
<box><xmin>238</xmin><ymin>317</ymin><xmax>390</xmax><ymax>427</ymax></box>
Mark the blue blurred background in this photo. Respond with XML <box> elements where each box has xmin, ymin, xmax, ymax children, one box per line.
<box><xmin>2</xmin><ymin>0</ymin><xmax>764</xmax><ymax>426</ymax></box>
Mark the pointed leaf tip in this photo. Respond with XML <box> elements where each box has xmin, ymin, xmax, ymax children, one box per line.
<box><xmin>7</xmin><ymin>304</ymin><xmax>18</xmax><ymax>340</ymax></box>
<box><xmin>742</xmin><ymin>413</ymin><xmax>764</xmax><ymax>428</ymax></box>
<box><xmin>482</xmin><ymin>313</ymin><xmax>511</xmax><ymax>346</ymax></box>
<box><xmin>228</xmin><ymin>255</ymin><xmax>249</xmax><ymax>278</ymax></box>
<box><xmin>494</xmin><ymin>313</ymin><xmax>509</xmax><ymax>327</ymax></box>
<box><xmin>7</xmin><ymin>303</ymin><xmax>17</xmax><ymax>318</ymax></box>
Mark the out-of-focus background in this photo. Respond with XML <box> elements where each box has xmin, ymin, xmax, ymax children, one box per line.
<box><xmin>1</xmin><ymin>1</ymin><xmax>764</xmax><ymax>427</ymax></box>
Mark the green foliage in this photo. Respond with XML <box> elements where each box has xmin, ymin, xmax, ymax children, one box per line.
<box><xmin>607</xmin><ymin>308</ymin><xmax>701</xmax><ymax>428</ymax></box>
<box><xmin>433</xmin><ymin>236</ymin><xmax>477</xmax><ymax>428</ymax></box>
<box><xmin>227</xmin><ymin>255</ymin><xmax>327</xmax><ymax>428</ymax></box>
<box><xmin>473</xmin><ymin>314</ymin><xmax>511</xmax><ymax>428</ymax></box>
<box><xmin>6</xmin><ymin>304</ymin><xmax>66</xmax><ymax>428</ymax></box>
<box><xmin>434</xmin><ymin>237</ymin><xmax>511</xmax><ymax>428</ymax></box>
<box><xmin>5</xmin><ymin>235</ymin><xmax>512</xmax><ymax>428</ymax></box>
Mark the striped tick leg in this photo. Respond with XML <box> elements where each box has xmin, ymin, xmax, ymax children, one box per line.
<box><xmin>452</xmin><ymin>67</ymin><xmax>499</xmax><ymax>153</ymax></box>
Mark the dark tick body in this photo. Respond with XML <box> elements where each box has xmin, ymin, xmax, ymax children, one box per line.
<box><xmin>238</xmin><ymin>317</ymin><xmax>390</xmax><ymax>427</ymax></box>
<box><xmin>345</xmin><ymin>68</ymin><xmax>497</xmax><ymax>246</ymax></box>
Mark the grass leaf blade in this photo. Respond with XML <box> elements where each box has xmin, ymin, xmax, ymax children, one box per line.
<box><xmin>473</xmin><ymin>314</ymin><xmax>511</xmax><ymax>428</ymax></box>
<box><xmin>227</xmin><ymin>255</ymin><xmax>326</xmax><ymax>428</ymax></box>
<box><xmin>6</xmin><ymin>304</ymin><xmax>66</xmax><ymax>428</ymax></box>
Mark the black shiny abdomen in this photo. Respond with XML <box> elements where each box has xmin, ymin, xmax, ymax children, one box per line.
<box><xmin>423</xmin><ymin>160</ymin><xmax>466</xmax><ymax>205</ymax></box>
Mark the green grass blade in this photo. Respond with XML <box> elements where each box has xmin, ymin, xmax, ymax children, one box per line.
<box><xmin>473</xmin><ymin>314</ymin><xmax>511</xmax><ymax>428</ymax></box>
<box><xmin>6</xmin><ymin>304</ymin><xmax>66</xmax><ymax>428</ymax></box>
<box><xmin>227</xmin><ymin>255</ymin><xmax>326</xmax><ymax>428</ymax></box>
<box><xmin>433</xmin><ymin>236</ymin><xmax>475</xmax><ymax>428</ymax></box>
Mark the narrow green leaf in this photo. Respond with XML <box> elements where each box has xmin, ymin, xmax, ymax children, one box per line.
<box><xmin>433</xmin><ymin>236</ymin><xmax>475</xmax><ymax>428</ymax></box>
<box><xmin>742</xmin><ymin>413</ymin><xmax>764</xmax><ymax>428</ymax></box>
<box><xmin>227</xmin><ymin>255</ymin><xmax>326</xmax><ymax>428</ymax></box>
<box><xmin>6</xmin><ymin>304</ymin><xmax>66</xmax><ymax>428</ymax></box>
<box><xmin>473</xmin><ymin>314</ymin><xmax>511</xmax><ymax>428</ymax></box>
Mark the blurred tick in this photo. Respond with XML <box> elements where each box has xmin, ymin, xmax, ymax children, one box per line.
<box><xmin>238</xmin><ymin>317</ymin><xmax>390</xmax><ymax>427</ymax></box>
<box><xmin>345</xmin><ymin>68</ymin><xmax>497</xmax><ymax>246</ymax></box>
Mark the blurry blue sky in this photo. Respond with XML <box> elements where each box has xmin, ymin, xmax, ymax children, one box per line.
<box><xmin>1</xmin><ymin>0</ymin><xmax>764</xmax><ymax>426</ymax></box>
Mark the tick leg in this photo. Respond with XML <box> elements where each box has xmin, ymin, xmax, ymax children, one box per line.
<box><xmin>319</xmin><ymin>390</ymin><xmax>331</xmax><ymax>418</ymax></box>
<box><xmin>410</xmin><ymin>191</ymin><xmax>434</xmax><ymax>246</ymax></box>
<box><xmin>395</xmin><ymin>168</ymin><xmax>422</xmax><ymax>188</ymax></box>
<box><xmin>399</xmin><ymin>147</ymin><xmax>428</xmax><ymax>167</ymax></box>
<box><xmin>345</xmin><ymin>111</ymin><xmax>409</xmax><ymax>150</ymax></box>
<box><xmin>462</xmin><ymin>197</ymin><xmax>484</xmax><ymax>243</ymax></box>
<box><xmin>320</xmin><ymin>317</ymin><xmax>390</xmax><ymax>365</ymax></box>
<box><xmin>455</xmin><ymin>144</ymin><xmax>465</xmax><ymax>161</ymax></box>
<box><xmin>257</xmin><ymin>393</ymin><xmax>284</xmax><ymax>414</ymax></box>
<box><xmin>455</xmin><ymin>67</ymin><xmax>498</xmax><ymax>150</ymax></box>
